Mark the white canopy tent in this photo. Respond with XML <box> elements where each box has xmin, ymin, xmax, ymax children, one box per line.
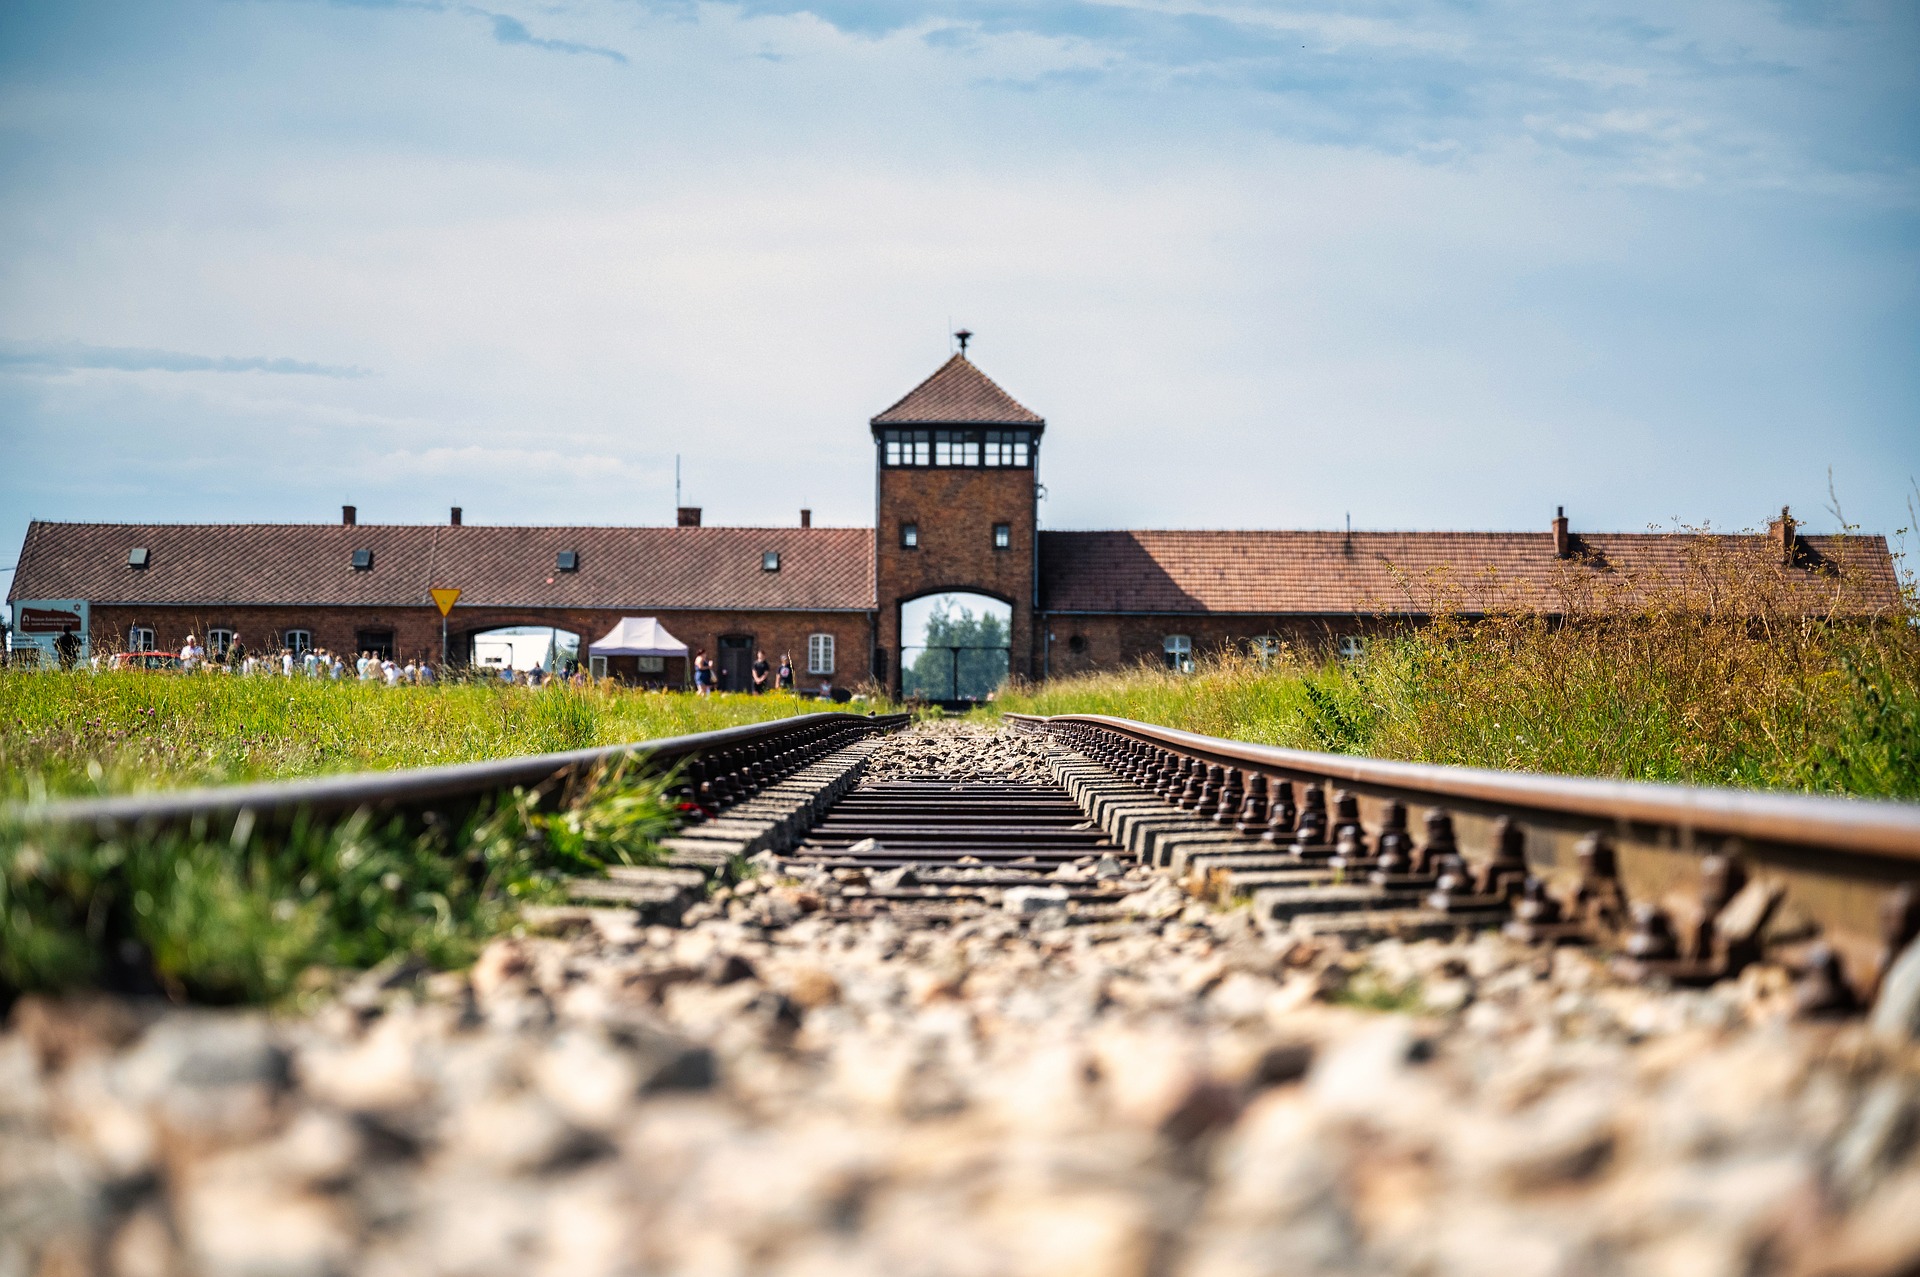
<box><xmin>588</xmin><ymin>617</ymin><xmax>689</xmax><ymax>657</ymax></box>
<box><xmin>587</xmin><ymin>617</ymin><xmax>689</xmax><ymax>682</ymax></box>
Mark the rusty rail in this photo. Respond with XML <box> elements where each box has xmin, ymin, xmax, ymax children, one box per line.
<box><xmin>1006</xmin><ymin>712</ymin><xmax>1920</xmax><ymax>1007</ymax></box>
<box><xmin>8</xmin><ymin>712</ymin><xmax>913</xmax><ymax>838</ymax></box>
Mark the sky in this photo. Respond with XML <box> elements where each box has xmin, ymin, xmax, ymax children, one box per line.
<box><xmin>1</xmin><ymin>0</ymin><xmax>1917</xmax><ymax>599</ymax></box>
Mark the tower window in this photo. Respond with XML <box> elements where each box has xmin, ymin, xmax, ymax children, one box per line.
<box><xmin>900</xmin><ymin>523</ymin><xmax>918</xmax><ymax>549</ymax></box>
<box><xmin>993</xmin><ymin>523</ymin><xmax>1011</xmax><ymax>550</ymax></box>
<box><xmin>883</xmin><ymin>430</ymin><xmax>932</xmax><ymax>466</ymax></box>
<box><xmin>882</xmin><ymin>428</ymin><xmax>1031</xmax><ymax>468</ymax></box>
<box><xmin>982</xmin><ymin>430</ymin><xmax>1032</xmax><ymax>467</ymax></box>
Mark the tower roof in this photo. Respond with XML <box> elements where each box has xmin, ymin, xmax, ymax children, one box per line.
<box><xmin>870</xmin><ymin>354</ymin><xmax>1044</xmax><ymax>428</ymax></box>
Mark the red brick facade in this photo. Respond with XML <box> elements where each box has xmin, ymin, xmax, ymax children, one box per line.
<box><xmin>86</xmin><ymin>604</ymin><xmax>872</xmax><ymax>691</ymax></box>
<box><xmin>1039</xmin><ymin>614</ymin><xmax>1408</xmax><ymax>677</ymax></box>
<box><xmin>873</xmin><ymin>465</ymin><xmax>1037</xmax><ymax>694</ymax></box>
<box><xmin>13</xmin><ymin>350</ymin><xmax>1902</xmax><ymax>694</ymax></box>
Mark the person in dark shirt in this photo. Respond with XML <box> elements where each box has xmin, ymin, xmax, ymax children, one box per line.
<box><xmin>55</xmin><ymin>627</ymin><xmax>80</xmax><ymax>670</ymax></box>
<box><xmin>750</xmin><ymin>649</ymin><xmax>771</xmax><ymax>694</ymax></box>
<box><xmin>777</xmin><ymin>653</ymin><xmax>794</xmax><ymax>690</ymax></box>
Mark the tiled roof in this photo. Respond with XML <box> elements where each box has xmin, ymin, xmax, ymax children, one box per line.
<box><xmin>1038</xmin><ymin>530</ymin><xmax>1902</xmax><ymax>616</ymax></box>
<box><xmin>870</xmin><ymin>355</ymin><xmax>1045</xmax><ymax>426</ymax></box>
<box><xmin>9</xmin><ymin>523</ymin><xmax>878</xmax><ymax>612</ymax></box>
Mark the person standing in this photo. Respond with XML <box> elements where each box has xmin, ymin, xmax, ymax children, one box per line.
<box><xmin>227</xmin><ymin>633</ymin><xmax>248</xmax><ymax>673</ymax></box>
<box><xmin>750</xmin><ymin>648</ymin><xmax>771</xmax><ymax>695</ymax></box>
<box><xmin>55</xmin><ymin>626</ymin><xmax>80</xmax><ymax>670</ymax></box>
<box><xmin>179</xmin><ymin>634</ymin><xmax>204</xmax><ymax>671</ymax></box>
<box><xmin>777</xmin><ymin>652</ymin><xmax>794</xmax><ymax>691</ymax></box>
<box><xmin>692</xmin><ymin>649</ymin><xmax>711</xmax><ymax>696</ymax></box>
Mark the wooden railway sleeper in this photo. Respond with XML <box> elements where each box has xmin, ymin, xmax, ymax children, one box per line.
<box><xmin>1037</xmin><ymin>716</ymin><xmax>1920</xmax><ymax>1017</ymax></box>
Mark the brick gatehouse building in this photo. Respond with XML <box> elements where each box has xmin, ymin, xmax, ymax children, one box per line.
<box><xmin>6</xmin><ymin>348</ymin><xmax>1902</xmax><ymax>695</ymax></box>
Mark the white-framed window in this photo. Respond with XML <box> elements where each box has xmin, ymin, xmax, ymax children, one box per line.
<box><xmin>1251</xmin><ymin>636</ymin><xmax>1281</xmax><ymax>666</ymax></box>
<box><xmin>993</xmin><ymin>522</ymin><xmax>1011</xmax><ymax>550</ymax></box>
<box><xmin>589</xmin><ymin>655</ymin><xmax>608</xmax><ymax>679</ymax></box>
<box><xmin>207</xmin><ymin>628</ymin><xmax>235</xmax><ymax>659</ymax></box>
<box><xmin>807</xmin><ymin>633</ymin><xmax>835</xmax><ymax>675</ymax></box>
<box><xmin>982</xmin><ymin>430</ymin><xmax>1032</xmax><ymax>467</ymax></box>
<box><xmin>1163</xmin><ymin>634</ymin><xmax>1193</xmax><ymax>673</ymax></box>
<box><xmin>1338</xmin><ymin>636</ymin><xmax>1368</xmax><ymax>661</ymax></box>
<box><xmin>129</xmin><ymin>626</ymin><xmax>155</xmax><ymax>651</ymax></box>
<box><xmin>284</xmin><ymin>629</ymin><xmax>312</xmax><ymax>656</ymax></box>
<box><xmin>900</xmin><ymin>523</ymin><xmax>918</xmax><ymax>549</ymax></box>
<box><xmin>882</xmin><ymin>429</ymin><xmax>932</xmax><ymax>466</ymax></box>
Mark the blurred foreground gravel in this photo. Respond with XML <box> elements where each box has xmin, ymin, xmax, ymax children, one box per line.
<box><xmin>5</xmin><ymin>722</ymin><xmax>1920</xmax><ymax>1276</ymax></box>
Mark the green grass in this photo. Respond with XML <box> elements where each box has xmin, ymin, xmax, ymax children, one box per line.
<box><xmin>0</xmin><ymin>758</ymin><xmax>680</xmax><ymax>1005</ymax></box>
<box><xmin>999</xmin><ymin>543</ymin><xmax>1920</xmax><ymax>800</ymax></box>
<box><xmin>0</xmin><ymin>674</ymin><xmax>859</xmax><ymax>803</ymax></box>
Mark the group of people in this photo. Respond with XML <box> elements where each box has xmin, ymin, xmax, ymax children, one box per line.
<box><xmin>174</xmin><ymin>634</ymin><xmax>436</xmax><ymax>685</ymax></box>
<box><xmin>690</xmin><ymin>648</ymin><xmax>795</xmax><ymax>696</ymax></box>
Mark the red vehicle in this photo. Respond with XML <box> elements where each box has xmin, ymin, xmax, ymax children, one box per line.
<box><xmin>112</xmin><ymin>651</ymin><xmax>185</xmax><ymax>672</ymax></box>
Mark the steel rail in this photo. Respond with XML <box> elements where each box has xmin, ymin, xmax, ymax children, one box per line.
<box><xmin>8</xmin><ymin>711</ymin><xmax>912</xmax><ymax>835</ymax></box>
<box><xmin>1004</xmin><ymin>713</ymin><xmax>1920</xmax><ymax>860</ymax></box>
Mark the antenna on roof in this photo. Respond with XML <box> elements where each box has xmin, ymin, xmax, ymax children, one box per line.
<box><xmin>955</xmin><ymin>329</ymin><xmax>972</xmax><ymax>356</ymax></box>
<box><xmin>675</xmin><ymin>454</ymin><xmax>681</xmax><ymax>513</ymax></box>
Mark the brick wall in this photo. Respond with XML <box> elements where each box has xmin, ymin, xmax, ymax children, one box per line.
<box><xmin>1038</xmin><ymin>613</ymin><xmax>1408</xmax><ymax>676</ymax></box>
<box><xmin>86</xmin><ymin>604</ymin><xmax>875</xmax><ymax>689</ymax></box>
<box><xmin>875</xmin><ymin>463</ymin><xmax>1036</xmax><ymax>693</ymax></box>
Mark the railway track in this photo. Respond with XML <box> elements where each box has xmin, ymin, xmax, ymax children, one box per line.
<box><xmin>13</xmin><ymin>706</ymin><xmax>1920</xmax><ymax>1015</ymax></box>
<box><xmin>13</xmin><ymin>713</ymin><xmax>1920</xmax><ymax>1275</ymax></box>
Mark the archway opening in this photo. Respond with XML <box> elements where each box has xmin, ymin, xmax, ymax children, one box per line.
<box><xmin>900</xmin><ymin>592</ymin><xmax>1012</xmax><ymax>703</ymax></box>
<box><xmin>468</xmin><ymin>625</ymin><xmax>581</xmax><ymax>677</ymax></box>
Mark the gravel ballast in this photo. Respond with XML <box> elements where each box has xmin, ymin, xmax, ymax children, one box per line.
<box><xmin>5</xmin><ymin>723</ymin><xmax>1919</xmax><ymax>1277</ymax></box>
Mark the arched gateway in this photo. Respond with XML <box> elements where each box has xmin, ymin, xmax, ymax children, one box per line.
<box><xmin>870</xmin><ymin>349</ymin><xmax>1044</xmax><ymax>699</ymax></box>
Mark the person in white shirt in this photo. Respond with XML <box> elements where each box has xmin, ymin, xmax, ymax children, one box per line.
<box><xmin>180</xmin><ymin>635</ymin><xmax>204</xmax><ymax>671</ymax></box>
<box><xmin>281</xmin><ymin>649</ymin><xmax>295</xmax><ymax>677</ymax></box>
<box><xmin>357</xmin><ymin>653</ymin><xmax>375</xmax><ymax>681</ymax></box>
<box><xmin>303</xmin><ymin>649</ymin><xmax>320</xmax><ymax>677</ymax></box>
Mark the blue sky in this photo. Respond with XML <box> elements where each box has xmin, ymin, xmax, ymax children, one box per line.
<box><xmin>1</xmin><ymin>0</ymin><xmax>1916</xmax><ymax>595</ymax></box>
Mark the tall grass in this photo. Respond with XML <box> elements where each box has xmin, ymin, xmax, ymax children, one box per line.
<box><xmin>1</xmin><ymin>760</ymin><xmax>682</xmax><ymax>1005</ymax></box>
<box><xmin>0</xmin><ymin>676</ymin><xmax>856</xmax><ymax>802</ymax></box>
<box><xmin>1001</xmin><ymin>534</ymin><xmax>1920</xmax><ymax>799</ymax></box>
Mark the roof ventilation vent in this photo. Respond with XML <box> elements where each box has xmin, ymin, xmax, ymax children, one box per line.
<box><xmin>128</xmin><ymin>547</ymin><xmax>150</xmax><ymax>569</ymax></box>
<box><xmin>351</xmin><ymin>549</ymin><xmax>374</xmax><ymax>571</ymax></box>
<box><xmin>556</xmin><ymin>550</ymin><xmax>578</xmax><ymax>572</ymax></box>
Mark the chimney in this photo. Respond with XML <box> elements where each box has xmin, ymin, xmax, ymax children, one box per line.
<box><xmin>800</xmin><ymin>509</ymin><xmax>812</xmax><ymax>529</ymax></box>
<box><xmin>677</xmin><ymin>507</ymin><xmax>702</xmax><ymax>528</ymax></box>
<box><xmin>1552</xmin><ymin>506</ymin><xmax>1570</xmax><ymax>559</ymax></box>
<box><xmin>450</xmin><ymin>507</ymin><xmax>462</xmax><ymax>527</ymax></box>
<box><xmin>1769</xmin><ymin>505</ymin><xmax>1796</xmax><ymax>564</ymax></box>
<box><xmin>342</xmin><ymin>505</ymin><xmax>356</xmax><ymax>526</ymax></box>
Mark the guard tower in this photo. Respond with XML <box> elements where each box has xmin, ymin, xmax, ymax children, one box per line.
<box><xmin>871</xmin><ymin>333</ymin><xmax>1044</xmax><ymax>697</ymax></box>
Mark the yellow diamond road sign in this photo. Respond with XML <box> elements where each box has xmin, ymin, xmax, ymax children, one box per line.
<box><xmin>430</xmin><ymin>588</ymin><xmax>461</xmax><ymax>616</ymax></box>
